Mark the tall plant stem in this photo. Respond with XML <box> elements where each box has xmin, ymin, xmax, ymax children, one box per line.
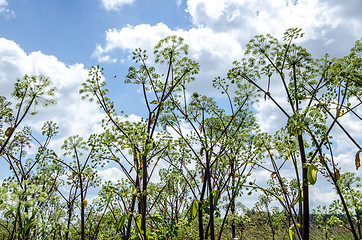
<box><xmin>298</xmin><ymin>134</ymin><xmax>309</xmax><ymax>240</ymax></box>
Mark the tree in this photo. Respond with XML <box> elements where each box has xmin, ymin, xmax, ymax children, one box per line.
<box><xmin>0</xmin><ymin>75</ymin><xmax>57</xmax><ymax>239</ymax></box>
<box><xmin>56</xmin><ymin>135</ymin><xmax>101</xmax><ymax>240</ymax></box>
<box><xmin>159</xmin><ymin>74</ymin><xmax>261</xmax><ymax>239</ymax></box>
<box><xmin>228</xmin><ymin>28</ymin><xmax>362</xmax><ymax>240</ymax></box>
<box><xmin>81</xmin><ymin>35</ymin><xmax>199</xmax><ymax>239</ymax></box>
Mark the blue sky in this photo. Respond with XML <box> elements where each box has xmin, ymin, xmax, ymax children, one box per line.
<box><xmin>1</xmin><ymin>0</ymin><xmax>362</xmax><ymax>208</ymax></box>
<box><xmin>1</xmin><ymin>0</ymin><xmax>189</xmax><ymax>62</ymax></box>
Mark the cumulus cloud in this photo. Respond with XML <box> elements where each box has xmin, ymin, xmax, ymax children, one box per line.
<box><xmin>93</xmin><ymin>23</ymin><xmax>174</xmax><ymax>62</ymax></box>
<box><xmin>185</xmin><ymin>0</ymin><xmax>361</xmax><ymax>43</ymax></box>
<box><xmin>93</xmin><ymin>23</ymin><xmax>242</xmax><ymax>95</ymax></box>
<box><xmin>0</xmin><ymin>38</ymin><xmax>105</xmax><ymax>145</ymax></box>
<box><xmin>100</xmin><ymin>0</ymin><xmax>136</xmax><ymax>11</ymax></box>
<box><xmin>309</xmin><ymin>185</ymin><xmax>338</xmax><ymax>208</ymax></box>
<box><xmin>184</xmin><ymin>0</ymin><xmax>362</xmax><ymax>59</ymax></box>
<box><xmin>330</xmin><ymin>153</ymin><xmax>358</xmax><ymax>174</ymax></box>
<box><xmin>329</xmin><ymin>98</ymin><xmax>362</xmax><ymax>154</ymax></box>
<box><xmin>97</xmin><ymin>167</ymin><xmax>126</xmax><ymax>183</ymax></box>
<box><xmin>94</xmin><ymin>0</ymin><xmax>362</xmax><ymax>97</ymax></box>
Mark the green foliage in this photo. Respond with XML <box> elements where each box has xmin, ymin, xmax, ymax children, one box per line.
<box><xmin>314</xmin><ymin>205</ymin><xmax>343</xmax><ymax>240</ymax></box>
<box><xmin>329</xmin><ymin>173</ymin><xmax>362</xmax><ymax>239</ymax></box>
<box><xmin>0</xmin><ymin>32</ymin><xmax>361</xmax><ymax>240</ymax></box>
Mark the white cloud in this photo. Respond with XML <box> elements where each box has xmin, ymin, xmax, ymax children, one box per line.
<box><xmin>175</xmin><ymin>0</ymin><xmax>182</xmax><ymax>7</ymax></box>
<box><xmin>309</xmin><ymin>185</ymin><xmax>338</xmax><ymax>207</ymax></box>
<box><xmin>183</xmin><ymin>0</ymin><xmax>362</xmax><ymax>62</ymax></box>
<box><xmin>94</xmin><ymin>23</ymin><xmax>242</xmax><ymax>95</ymax></box>
<box><xmin>0</xmin><ymin>0</ymin><xmax>15</xmax><ymax>19</ymax></box>
<box><xmin>97</xmin><ymin>55</ymin><xmax>118</xmax><ymax>63</ymax></box>
<box><xmin>329</xmin><ymin>99</ymin><xmax>362</xmax><ymax>154</ymax></box>
<box><xmin>93</xmin><ymin>1</ymin><xmax>362</xmax><ymax>97</ymax></box>
<box><xmin>254</xmin><ymin>99</ymin><xmax>288</xmax><ymax>134</ymax></box>
<box><xmin>329</xmin><ymin>153</ymin><xmax>359</xmax><ymax>174</ymax></box>
<box><xmin>185</xmin><ymin>0</ymin><xmax>358</xmax><ymax>42</ymax></box>
<box><xmin>100</xmin><ymin>0</ymin><xmax>135</xmax><ymax>11</ymax></box>
<box><xmin>97</xmin><ymin>167</ymin><xmax>126</xmax><ymax>183</ymax></box>
<box><xmin>0</xmin><ymin>38</ymin><xmax>105</xmax><ymax>143</ymax></box>
<box><xmin>94</xmin><ymin>23</ymin><xmax>174</xmax><ymax>62</ymax></box>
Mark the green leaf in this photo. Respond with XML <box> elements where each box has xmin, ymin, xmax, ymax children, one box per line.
<box><xmin>4</xmin><ymin>208</ymin><xmax>14</xmax><ymax>218</ymax></box>
<box><xmin>116</xmin><ymin>214</ymin><xmax>127</xmax><ymax>233</ymax></box>
<box><xmin>146</xmin><ymin>214</ymin><xmax>163</xmax><ymax>223</ymax></box>
<box><xmin>135</xmin><ymin>214</ymin><xmax>142</xmax><ymax>233</ymax></box>
<box><xmin>307</xmin><ymin>164</ymin><xmax>318</xmax><ymax>185</ymax></box>
<box><xmin>292</xmin><ymin>188</ymin><xmax>303</xmax><ymax>207</ymax></box>
<box><xmin>22</xmin><ymin>215</ymin><xmax>35</xmax><ymax>236</ymax></box>
<box><xmin>288</xmin><ymin>227</ymin><xmax>296</xmax><ymax>240</ymax></box>
<box><xmin>287</xmin><ymin>223</ymin><xmax>301</xmax><ymax>240</ymax></box>
<box><xmin>121</xmin><ymin>144</ymin><xmax>132</xmax><ymax>149</ymax></box>
<box><xmin>212</xmin><ymin>190</ymin><xmax>219</xmax><ymax>207</ymax></box>
<box><xmin>189</xmin><ymin>199</ymin><xmax>198</xmax><ymax>220</ymax></box>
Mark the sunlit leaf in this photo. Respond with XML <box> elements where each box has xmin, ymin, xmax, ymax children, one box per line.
<box><xmin>150</xmin><ymin>100</ymin><xmax>159</xmax><ymax>104</ymax></box>
<box><xmin>116</xmin><ymin>214</ymin><xmax>127</xmax><ymax>233</ymax></box>
<box><xmin>22</xmin><ymin>215</ymin><xmax>35</xmax><ymax>236</ymax></box>
<box><xmin>307</xmin><ymin>164</ymin><xmax>318</xmax><ymax>185</ymax></box>
<box><xmin>292</xmin><ymin>188</ymin><xmax>302</xmax><ymax>207</ymax></box>
<box><xmin>135</xmin><ymin>214</ymin><xmax>142</xmax><ymax>233</ymax></box>
<box><xmin>150</xmin><ymin>115</ymin><xmax>155</xmax><ymax>125</ymax></box>
<box><xmin>189</xmin><ymin>199</ymin><xmax>198</xmax><ymax>220</ymax></box>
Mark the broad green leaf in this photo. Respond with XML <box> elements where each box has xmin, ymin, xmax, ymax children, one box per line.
<box><xmin>135</xmin><ymin>214</ymin><xmax>142</xmax><ymax>233</ymax></box>
<box><xmin>146</xmin><ymin>214</ymin><xmax>163</xmax><ymax>223</ymax></box>
<box><xmin>189</xmin><ymin>199</ymin><xmax>198</xmax><ymax>220</ymax></box>
<box><xmin>287</xmin><ymin>223</ymin><xmax>300</xmax><ymax>240</ymax></box>
<box><xmin>121</xmin><ymin>144</ymin><xmax>132</xmax><ymax>149</ymax></box>
<box><xmin>4</xmin><ymin>208</ymin><xmax>14</xmax><ymax>218</ymax></box>
<box><xmin>307</xmin><ymin>164</ymin><xmax>318</xmax><ymax>185</ymax></box>
<box><xmin>22</xmin><ymin>215</ymin><xmax>35</xmax><ymax>236</ymax></box>
<box><xmin>212</xmin><ymin>189</ymin><xmax>220</xmax><ymax>207</ymax></box>
<box><xmin>116</xmin><ymin>214</ymin><xmax>127</xmax><ymax>233</ymax></box>
<box><xmin>288</xmin><ymin>227</ymin><xmax>296</xmax><ymax>240</ymax></box>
